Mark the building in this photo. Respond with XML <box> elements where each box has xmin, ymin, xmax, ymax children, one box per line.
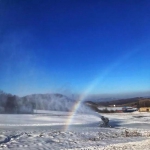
<box><xmin>139</xmin><ymin>107</ymin><xmax>150</xmax><ymax>112</ymax></box>
<box><xmin>138</xmin><ymin>99</ymin><xmax>150</xmax><ymax>112</ymax></box>
<box><xmin>122</xmin><ymin>106</ymin><xmax>137</xmax><ymax>112</ymax></box>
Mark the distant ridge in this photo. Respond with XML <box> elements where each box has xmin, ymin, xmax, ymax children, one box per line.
<box><xmin>86</xmin><ymin>97</ymin><xmax>150</xmax><ymax>107</ymax></box>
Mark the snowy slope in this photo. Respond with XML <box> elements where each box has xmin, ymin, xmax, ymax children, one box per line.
<box><xmin>0</xmin><ymin>111</ymin><xmax>150</xmax><ymax>149</ymax></box>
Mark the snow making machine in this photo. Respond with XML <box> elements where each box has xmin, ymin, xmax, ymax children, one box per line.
<box><xmin>100</xmin><ymin>116</ymin><xmax>111</xmax><ymax>127</ymax></box>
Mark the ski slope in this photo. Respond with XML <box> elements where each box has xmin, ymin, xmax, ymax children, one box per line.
<box><xmin>0</xmin><ymin>111</ymin><xmax>150</xmax><ymax>149</ymax></box>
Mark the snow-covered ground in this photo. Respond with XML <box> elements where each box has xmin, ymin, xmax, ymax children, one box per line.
<box><xmin>0</xmin><ymin>110</ymin><xmax>150</xmax><ymax>149</ymax></box>
<box><xmin>98</xmin><ymin>106</ymin><xmax>123</xmax><ymax>111</ymax></box>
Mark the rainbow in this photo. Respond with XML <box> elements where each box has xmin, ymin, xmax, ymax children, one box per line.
<box><xmin>64</xmin><ymin>68</ymin><xmax>111</xmax><ymax>131</ymax></box>
<box><xmin>64</xmin><ymin>47</ymin><xmax>143</xmax><ymax>131</ymax></box>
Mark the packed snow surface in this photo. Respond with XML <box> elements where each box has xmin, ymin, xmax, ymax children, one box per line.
<box><xmin>0</xmin><ymin>111</ymin><xmax>150</xmax><ymax>149</ymax></box>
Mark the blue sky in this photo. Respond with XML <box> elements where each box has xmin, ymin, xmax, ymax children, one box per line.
<box><xmin>0</xmin><ymin>0</ymin><xmax>150</xmax><ymax>96</ymax></box>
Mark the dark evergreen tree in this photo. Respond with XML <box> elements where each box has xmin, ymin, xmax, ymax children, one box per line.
<box><xmin>5</xmin><ymin>95</ymin><xmax>18</xmax><ymax>113</ymax></box>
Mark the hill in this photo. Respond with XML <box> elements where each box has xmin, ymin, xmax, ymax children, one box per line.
<box><xmin>85</xmin><ymin>97</ymin><xmax>150</xmax><ymax>108</ymax></box>
<box><xmin>21</xmin><ymin>93</ymin><xmax>75</xmax><ymax>112</ymax></box>
<box><xmin>0</xmin><ymin>91</ymin><xmax>91</xmax><ymax>114</ymax></box>
<box><xmin>0</xmin><ymin>91</ymin><xmax>75</xmax><ymax>113</ymax></box>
